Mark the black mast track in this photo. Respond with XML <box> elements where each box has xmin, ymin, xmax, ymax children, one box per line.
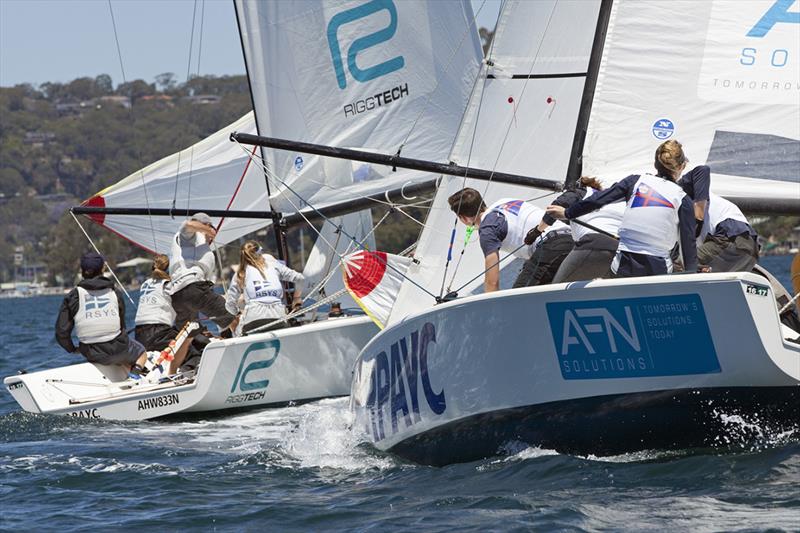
<box><xmin>230</xmin><ymin>132</ymin><xmax>564</xmax><ymax>193</ymax></box>
<box><xmin>233</xmin><ymin>1</ymin><xmax>290</xmax><ymax>265</ymax></box>
<box><xmin>564</xmin><ymin>0</ymin><xmax>614</xmax><ymax>190</ymax></box>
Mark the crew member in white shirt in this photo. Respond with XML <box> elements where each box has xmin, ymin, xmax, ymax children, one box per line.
<box><xmin>447</xmin><ymin>188</ymin><xmax>572</xmax><ymax>292</ymax></box>
<box><xmin>225</xmin><ymin>240</ymin><xmax>305</xmax><ymax>335</ymax></box>
<box><xmin>168</xmin><ymin>213</ymin><xmax>236</xmax><ymax>332</ymax></box>
<box><xmin>696</xmin><ymin>193</ymin><xmax>759</xmax><ymax>272</ymax></box>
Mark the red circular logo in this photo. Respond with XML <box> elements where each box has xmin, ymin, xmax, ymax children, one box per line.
<box><xmin>345</xmin><ymin>251</ymin><xmax>388</xmax><ymax>298</ymax></box>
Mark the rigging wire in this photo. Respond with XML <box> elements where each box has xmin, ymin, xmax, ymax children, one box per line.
<box><xmin>196</xmin><ymin>0</ymin><xmax>205</xmax><ymax>76</ymax></box>
<box><xmin>107</xmin><ymin>0</ymin><xmax>158</xmax><ymax>252</ymax></box>
<box><xmin>70</xmin><ymin>211</ymin><xmax>135</xmax><ymax>305</ymax></box>
<box><xmin>235</xmin><ymin>140</ymin><xmax>439</xmax><ymax>300</ymax></box>
<box><xmin>397</xmin><ymin>0</ymin><xmax>490</xmax><ymax>154</ymax></box>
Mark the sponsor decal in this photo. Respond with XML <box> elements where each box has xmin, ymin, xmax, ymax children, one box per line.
<box><xmin>343</xmin><ymin>83</ymin><xmax>409</xmax><ymax>118</ymax></box>
<box><xmin>327</xmin><ymin>0</ymin><xmax>404</xmax><ymax>90</ymax></box>
<box><xmin>547</xmin><ymin>294</ymin><xmax>720</xmax><ymax>380</ymax></box>
<box><xmin>225</xmin><ymin>340</ymin><xmax>280</xmax><ymax>404</ymax></box>
<box><xmin>294</xmin><ymin>156</ymin><xmax>304</xmax><ymax>172</ymax></box>
<box><xmin>745</xmin><ymin>283</ymin><xmax>770</xmax><ymax>296</ymax></box>
<box><xmin>7</xmin><ymin>382</ymin><xmax>23</xmax><ymax>391</ymax></box>
<box><xmin>137</xmin><ymin>393</ymin><xmax>180</xmax><ymax>411</ymax></box>
<box><xmin>699</xmin><ymin>0</ymin><xmax>799</xmax><ymax>104</ymax></box>
<box><xmin>651</xmin><ymin>118</ymin><xmax>674</xmax><ymax>140</ymax></box>
<box><xmin>67</xmin><ymin>408</ymin><xmax>100</xmax><ymax>419</ymax></box>
<box><xmin>362</xmin><ymin>322</ymin><xmax>445</xmax><ymax>442</ymax></box>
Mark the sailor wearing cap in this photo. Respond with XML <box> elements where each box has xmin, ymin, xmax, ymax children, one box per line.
<box><xmin>55</xmin><ymin>252</ymin><xmax>148</xmax><ymax>375</ymax></box>
<box><xmin>167</xmin><ymin>213</ymin><xmax>236</xmax><ymax>331</ymax></box>
<box><xmin>447</xmin><ymin>188</ymin><xmax>572</xmax><ymax>292</ymax></box>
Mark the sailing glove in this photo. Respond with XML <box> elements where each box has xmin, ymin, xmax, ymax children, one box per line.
<box><xmin>524</xmin><ymin>228</ymin><xmax>542</xmax><ymax>246</ymax></box>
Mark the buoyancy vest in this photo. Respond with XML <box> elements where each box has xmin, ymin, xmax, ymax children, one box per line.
<box><xmin>617</xmin><ymin>174</ymin><xmax>686</xmax><ymax>258</ymax></box>
<box><xmin>168</xmin><ymin>229</ymin><xmax>215</xmax><ymax>293</ymax></box>
<box><xmin>74</xmin><ymin>286</ymin><xmax>122</xmax><ymax>344</ymax></box>
<box><xmin>243</xmin><ymin>259</ymin><xmax>284</xmax><ymax>305</ymax></box>
<box><xmin>135</xmin><ymin>278</ymin><xmax>176</xmax><ymax>326</ymax></box>
<box><xmin>486</xmin><ymin>198</ymin><xmax>569</xmax><ymax>258</ymax></box>
<box><xmin>570</xmin><ymin>188</ymin><xmax>625</xmax><ymax>242</ymax></box>
<box><xmin>700</xmin><ymin>193</ymin><xmax>751</xmax><ymax>241</ymax></box>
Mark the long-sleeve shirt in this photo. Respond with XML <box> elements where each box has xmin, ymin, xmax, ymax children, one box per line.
<box><xmin>566</xmin><ymin>174</ymin><xmax>698</xmax><ymax>272</ymax></box>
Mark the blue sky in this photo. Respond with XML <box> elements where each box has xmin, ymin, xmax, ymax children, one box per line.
<box><xmin>0</xmin><ymin>0</ymin><xmax>501</xmax><ymax>88</ymax></box>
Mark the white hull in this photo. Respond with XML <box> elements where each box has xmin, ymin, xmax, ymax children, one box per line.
<box><xmin>350</xmin><ymin>273</ymin><xmax>800</xmax><ymax>465</ymax></box>
<box><xmin>5</xmin><ymin>316</ymin><xmax>377</xmax><ymax>421</ymax></box>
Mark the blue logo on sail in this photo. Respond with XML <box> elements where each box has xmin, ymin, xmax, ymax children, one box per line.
<box><xmin>652</xmin><ymin>118</ymin><xmax>674</xmax><ymax>140</ymax></box>
<box><xmin>327</xmin><ymin>0</ymin><xmax>405</xmax><ymax>89</ymax></box>
<box><xmin>747</xmin><ymin>0</ymin><xmax>800</xmax><ymax>37</ymax></box>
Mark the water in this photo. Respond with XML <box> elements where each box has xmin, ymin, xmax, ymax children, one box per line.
<box><xmin>2</xmin><ymin>256</ymin><xmax>798</xmax><ymax>531</ymax></box>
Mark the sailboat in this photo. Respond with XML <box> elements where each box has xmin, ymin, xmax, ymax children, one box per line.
<box><xmin>341</xmin><ymin>0</ymin><xmax>800</xmax><ymax>465</ymax></box>
<box><xmin>3</xmin><ymin>0</ymin><xmax>483</xmax><ymax>420</ymax></box>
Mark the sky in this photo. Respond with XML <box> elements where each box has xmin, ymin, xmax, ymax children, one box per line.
<box><xmin>0</xmin><ymin>0</ymin><xmax>501</xmax><ymax>88</ymax></box>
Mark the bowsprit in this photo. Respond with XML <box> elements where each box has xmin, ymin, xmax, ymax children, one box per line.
<box><xmin>364</xmin><ymin>322</ymin><xmax>445</xmax><ymax>442</ymax></box>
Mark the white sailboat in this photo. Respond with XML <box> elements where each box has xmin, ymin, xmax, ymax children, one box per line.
<box><xmin>3</xmin><ymin>0</ymin><xmax>483</xmax><ymax>420</ymax></box>
<box><xmin>348</xmin><ymin>0</ymin><xmax>800</xmax><ymax>465</ymax></box>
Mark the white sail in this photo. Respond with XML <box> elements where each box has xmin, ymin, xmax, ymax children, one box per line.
<box><xmin>83</xmin><ymin>113</ymin><xmax>267</xmax><ymax>254</ymax></box>
<box><xmin>234</xmin><ymin>0</ymin><xmax>483</xmax><ymax>211</ymax></box>
<box><xmin>388</xmin><ymin>0</ymin><xmax>603</xmax><ymax>324</ymax></box>
<box><xmin>583</xmin><ymin>0</ymin><xmax>800</xmax><ymax>206</ymax></box>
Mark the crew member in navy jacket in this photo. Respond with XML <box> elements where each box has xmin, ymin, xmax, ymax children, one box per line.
<box><xmin>546</xmin><ymin>140</ymin><xmax>698</xmax><ymax>277</ymax></box>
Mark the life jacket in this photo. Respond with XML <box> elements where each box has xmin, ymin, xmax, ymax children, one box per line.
<box><xmin>135</xmin><ymin>278</ymin><xmax>176</xmax><ymax>326</ymax></box>
<box><xmin>570</xmin><ymin>188</ymin><xmax>625</xmax><ymax>242</ymax></box>
<box><xmin>168</xmin><ymin>229</ymin><xmax>215</xmax><ymax>293</ymax></box>
<box><xmin>617</xmin><ymin>174</ymin><xmax>687</xmax><ymax>258</ymax></box>
<box><xmin>700</xmin><ymin>193</ymin><xmax>751</xmax><ymax>241</ymax></box>
<box><xmin>485</xmin><ymin>198</ymin><xmax>569</xmax><ymax>258</ymax></box>
<box><xmin>243</xmin><ymin>258</ymin><xmax>284</xmax><ymax>305</ymax></box>
<box><xmin>74</xmin><ymin>286</ymin><xmax>122</xmax><ymax>344</ymax></box>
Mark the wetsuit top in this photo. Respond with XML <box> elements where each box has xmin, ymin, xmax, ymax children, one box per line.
<box><xmin>480</xmin><ymin>198</ymin><xmax>569</xmax><ymax>259</ymax></box>
<box><xmin>135</xmin><ymin>278</ymin><xmax>176</xmax><ymax>327</ymax></box>
<box><xmin>565</xmin><ymin>173</ymin><xmax>698</xmax><ymax>271</ymax></box>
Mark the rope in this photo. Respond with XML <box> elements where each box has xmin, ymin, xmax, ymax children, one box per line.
<box><xmin>779</xmin><ymin>291</ymin><xmax>799</xmax><ymax>315</ymax></box>
<box><xmin>107</xmin><ymin>0</ymin><xmax>158</xmax><ymax>251</ymax></box>
<box><xmin>451</xmin><ymin>242</ymin><xmax>527</xmax><ymax>295</ymax></box>
<box><xmin>70</xmin><ymin>211</ymin><xmax>136</xmax><ymax>305</ymax></box>
<box><xmin>185</xmin><ymin>0</ymin><xmax>198</xmax><ymax>84</ymax></box>
<box><xmin>196</xmin><ymin>0</ymin><xmax>205</xmax><ymax>76</ymax></box>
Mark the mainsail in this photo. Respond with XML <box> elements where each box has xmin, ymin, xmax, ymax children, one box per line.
<box><xmin>389</xmin><ymin>0</ymin><xmax>604</xmax><ymax>324</ymax></box>
<box><xmin>82</xmin><ymin>112</ymin><xmax>267</xmax><ymax>254</ymax></box>
<box><xmin>234</xmin><ymin>0</ymin><xmax>483</xmax><ymax>212</ymax></box>
<box><xmin>582</xmin><ymin>0</ymin><xmax>800</xmax><ymax>211</ymax></box>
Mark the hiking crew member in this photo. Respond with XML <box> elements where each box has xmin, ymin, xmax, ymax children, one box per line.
<box><xmin>547</xmin><ymin>140</ymin><xmax>698</xmax><ymax>277</ymax></box>
<box><xmin>546</xmin><ymin>177</ymin><xmax>625</xmax><ymax>283</ymax></box>
<box><xmin>167</xmin><ymin>213</ymin><xmax>236</xmax><ymax>331</ymax></box>
<box><xmin>447</xmin><ymin>188</ymin><xmax>572</xmax><ymax>292</ymax></box>
<box><xmin>135</xmin><ymin>254</ymin><xmax>206</xmax><ymax>373</ymax></box>
<box><xmin>55</xmin><ymin>252</ymin><xmax>148</xmax><ymax>375</ymax></box>
<box><xmin>225</xmin><ymin>240</ymin><xmax>305</xmax><ymax>335</ymax></box>
<box><xmin>697</xmin><ymin>193</ymin><xmax>760</xmax><ymax>272</ymax></box>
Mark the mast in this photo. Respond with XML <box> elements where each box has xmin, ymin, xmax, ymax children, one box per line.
<box><xmin>233</xmin><ymin>1</ymin><xmax>290</xmax><ymax>265</ymax></box>
<box><xmin>564</xmin><ymin>0</ymin><xmax>614</xmax><ymax>190</ymax></box>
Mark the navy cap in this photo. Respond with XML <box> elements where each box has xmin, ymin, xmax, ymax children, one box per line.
<box><xmin>80</xmin><ymin>252</ymin><xmax>104</xmax><ymax>272</ymax></box>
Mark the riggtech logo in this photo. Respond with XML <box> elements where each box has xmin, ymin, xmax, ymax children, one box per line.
<box><xmin>326</xmin><ymin>0</ymin><xmax>410</xmax><ymax>118</ymax></box>
<box><xmin>225</xmin><ymin>340</ymin><xmax>280</xmax><ymax>404</ymax></box>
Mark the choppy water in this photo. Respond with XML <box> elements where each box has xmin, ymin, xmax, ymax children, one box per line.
<box><xmin>2</xmin><ymin>256</ymin><xmax>798</xmax><ymax>532</ymax></box>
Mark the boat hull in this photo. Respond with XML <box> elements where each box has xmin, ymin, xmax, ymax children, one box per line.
<box><xmin>5</xmin><ymin>316</ymin><xmax>378</xmax><ymax>420</ymax></box>
<box><xmin>350</xmin><ymin>273</ymin><xmax>800</xmax><ymax>465</ymax></box>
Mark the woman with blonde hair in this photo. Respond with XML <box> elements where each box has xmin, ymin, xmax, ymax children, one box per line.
<box><xmin>546</xmin><ymin>140</ymin><xmax>698</xmax><ymax>277</ymax></box>
<box><xmin>225</xmin><ymin>241</ymin><xmax>305</xmax><ymax>335</ymax></box>
<box><xmin>135</xmin><ymin>254</ymin><xmax>203</xmax><ymax>373</ymax></box>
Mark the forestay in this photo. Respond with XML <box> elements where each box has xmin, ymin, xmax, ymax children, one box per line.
<box><xmin>582</xmin><ymin>0</ymin><xmax>800</xmax><ymax>209</ymax></box>
<box><xmin>388</xmin><ymin>0</ymin><xmax>603</xmax><ymax>325</ymax></box>
<box><xmin>82</xmin><ymin>113</ymin><xmax>267</xmax><ymax>254</ymax></box>
<box><xmin>234</xmin><ymin>0</ymin><xmax>483</xmax><ymax>213</ymax></box>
